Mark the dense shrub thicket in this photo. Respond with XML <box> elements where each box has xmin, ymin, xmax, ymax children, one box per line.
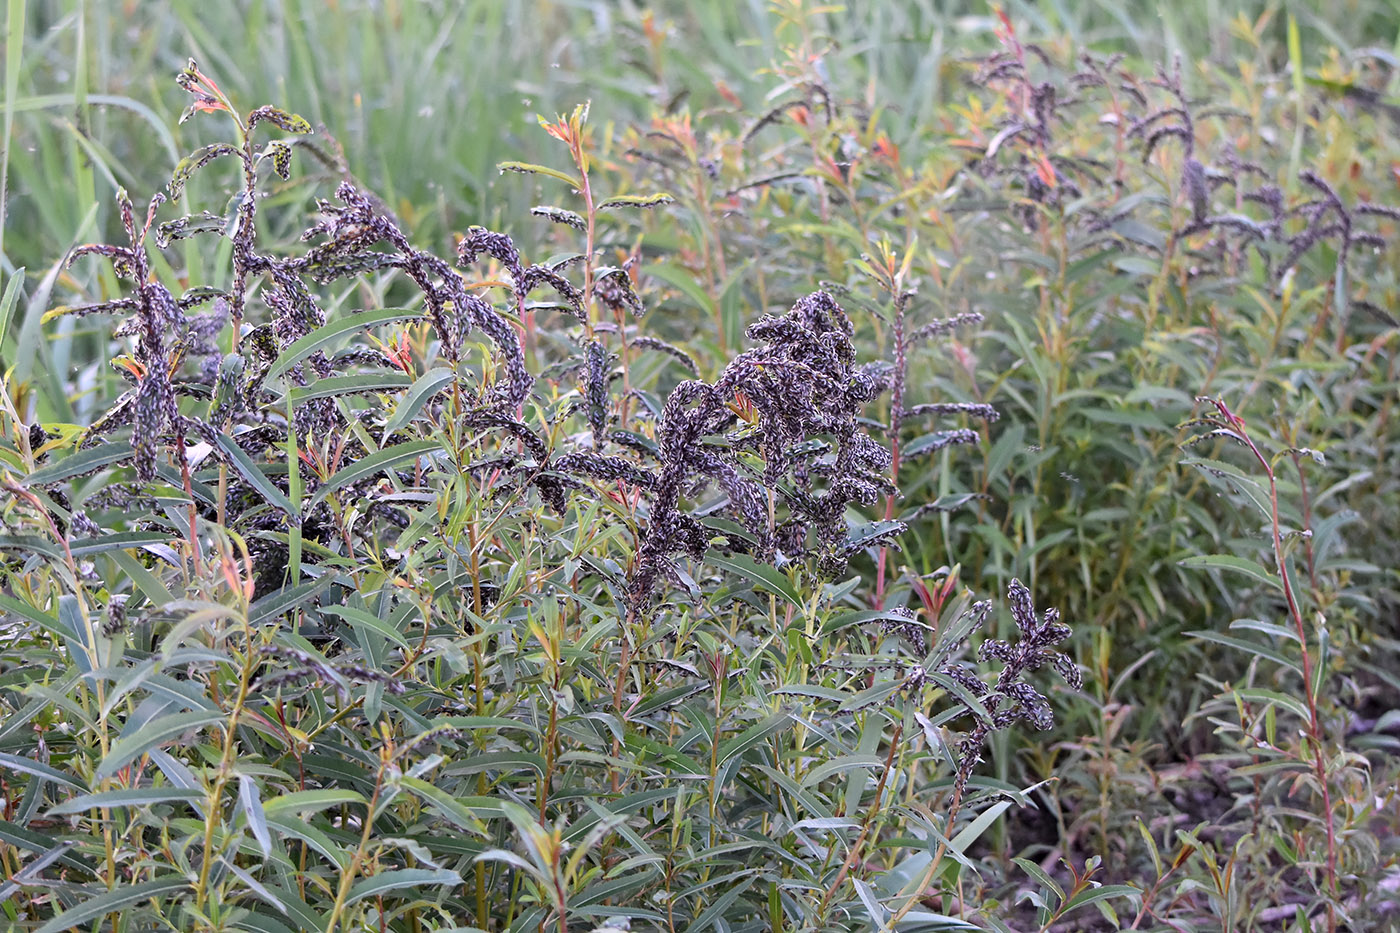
<box><xmin>1</xmin><ymin>6</ymin><xmax>1397</xmax><ymax>932</ymax></box>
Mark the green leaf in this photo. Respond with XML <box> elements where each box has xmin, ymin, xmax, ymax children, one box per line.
<box><xmin>0</xmin><ymin>534</ymin><xmax>62</xmax><ymax>562</ymax></box>
<box><xmin>1012</xmin><ymin>857</ymin><xmax>1065</xmax><ymax>904</ymax></box>
<box><xmin>950</xmin><ymin>800</ymin><xmax>1012</xmax><ymax>854</ymax></box>
<box><xmin>265</xmin><ymin>309</ymin><xmax>426</xmax><ymax>380</ymax></box>
<box><xmin>383</xmin><ymin>367</ymin><xmax>455</xmax><ymax>435</ymax></box>
<box><xmin>1180</xmin><ymin>457</ymin><xmax>1272</xmax><ymax>519</ymax></box>
<box><xmin>1178</xmin><ymin>554</ymin><xmax>1280</xmax><ymax>590</ymax></box>
<box><xmin>263</xmin><ymin>815</ymin><xmax>349</xmax><ymax>870</ymax></box>
<box><xmin>0</xmin><ymin>266</ymin><xmax>24</xmax><ymax>359</ymax></box>
<box><xmin>837</xmin><ymin>678</ymin><xmax>905</xmax><ymax>712</ymax></box>
<box><xmin>497</xmin><ymin>160</ymin><xmax>582</xmax><ymax>189</ymax></box>
<box><xmin>682</xmin><ymin>875</ymin><xmax>756</xmax><ymax>932</ymax></box>
<box><xmin>1235</xmin><ymin>688</ymin><xmax>1313</xmax><ymax>722</ymax></box>
<box><xmin>820</xmin><ymin>608</ymin><xmax>929</xmax><ymax>637</ymax></box>
<box><xmin>108</xmin><ymin>550</ymin><xmax>175</xmax><ymax>606</ymax></box>
<box><xmin>33</xmin><ymin>876</ymin><xmax>189</xmax><ymax>933</ymax></box>
<box><xmin>530</xmin><ymin>205</ymin><xmax>585</xmax><ymax>229</ymax></box>
<box><xmin>0</xmin><ymin>820</ymin><xmax>95</xmax><ymax>873</ymax></box>
<box><xmin>800</xmin><ymin>755</ymin><xmax>884</xmax><ymax>788</ymax></box>
<box><xmin>1109</xmin><ymin>217</ymin><xmax>1165</xmax><ymax>250</ymax></box>
<box><xmin>23</xmin><ymin>442</ymin><xmax>133</xmax><ymax>486</ymax></box>
<box><xmin>596</xmin><ymin>192</ymin><xmax>674</xmax><ymax>210</ymax></box>
<box><xmin>248</xmin><ymin>105</ymin><xmax>312</xmax><ymax>134</ymax></box>
<box><xmin>0</xmin><ymin>751</ymin><xmax>84</xmax><ymax>790</ymax></box>
<box><xmin>1112</xmin><ymin>256</ymin><xmax>1160</xmax><ymax>275</ymax></box>
<box><xmin>705</xmin><ymin>551</ymin><xmax>803</xmax><ymax>609</ymax></box>
<box><xmin>239</xmin><ymin>774</ymin><xmax>272</xmax><ymax>857</ymax></box>
<box><xmin>97</xmin><ymin>710</ymin><xmax>225</xmax><ymax>778</ymax></box>
<box><xmin>717</xmin><ymin>713</ymin><xmax>791</xmax><ymax>765</ymax></box>
<box><xmin>67</xmin><ymin>531</ymin><xmax>173</xmax><ymax>556</ymax></box>
<box><xmin>647</xmin><ymin>261</ymin><xmax>716</xmax><ymax>318</ymax></box>
<box><xmin>928</xmin><ymin>670</ymin><xmax>993</xmax><ymax>725</ymax></box>
<box><xmin>1061</xmin><ymin>883</ymin><xmax>1141</xmax><ymax>913</ymax></box>
<box><xmin>1187</xmin><ymin>630</ymin><xmax>1300</xmax><ymax>675</ymax></box>
<box><xmin>0</xmin><ymin>842</ymin><xmax>77</xmax><ymax>903</ymax></box>
<box><xmin>320</xmin><ymin>604</ymin><xmax>411</xmax><ymax>649</ymax></box>
<box><xmin>902</xmin><ymin>430</ymin><xmax>978</xmax><ymax>459</ymax></box>
<box><xmin>397</xmin><ymin>776</ymin><xmax>488</xmax><ymax>833</ymax></box>
<box><xmin>309</xmin><ymin>439</ymin><xmax>440</xmax><ymax>506</ymax></box>
<box><xmin>841</xmin><ymin>519</ymin><xmax>906</xmax><ymax>552</ymax></box>
<box><xmin>262</xmin><ymin>788</ymin><xmax>368</xmax><ymax>819</ymax></box>
<box><xmin>443</xmin><ymin>751</ymin><xmax>546</xmax><ymax>779</ymax></box>
<box><xmin>287</xmin><ymin>372</ymin><xmax>411</xmax><ymax>404</ymax></box>
<box><xmin>48</xmin><ymin>788</ymin><xmax>204</xmax><ymax>816</ymax></box>
<box><xmin>247</xmin><ymin>575</ymin><xmax>335</xmax><ymax>627</ymax></box>
<box><xmin>345</xmin><ymin>868</ymin><xmax>462</xmax><ymax>905</ymax></box>
<box><xmin>435</xmin><ymin>716</ymin><xmax>540</xmax><ymax>735</ymax></box>
<box><xmin>214</xmin><ymin>432</ymin><xmax>295</xmax><ymax>516</ymax></box>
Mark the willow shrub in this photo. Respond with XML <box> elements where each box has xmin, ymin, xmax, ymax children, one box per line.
<box><xmin>608</xmin><ymin>7</ymin><xmax>1400</xmax><ymax>927</ymax></box>
<box><xmin>0</xmin><ymin>57</ymin><xmax>1094</xmax><ymax>933</ymax></box>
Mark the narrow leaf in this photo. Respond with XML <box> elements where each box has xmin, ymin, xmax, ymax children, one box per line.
<box><xmin>262</xmin><ymin>788</ymin><xmax>368</xmax><ymax>819</ymax></box>
<box><xmin>597</xmin><ymin>193</ymin><xmax>674</xmax><ymax>210</ymax></box>
<box><xmin>23</xmin><ymin>442</ymin><xmax>133</xmax><ymax>486</ymax></box>
<box><xmin>265</xmin><ymin>309</ymin><xmax>425</xmax><ymax>380</ymax></box>
<box><xmin>497</xmin><ymin>160</ymin><xmax>582</xmax><ymax>189</ymax></box>
<box><xmin>345</xmin><ymin>868</ymin><xmax>461</xmax><ymax>905</ymax></box>
<box><xmin>0</xmin><ymin>752</ymin><xmax>84</xmax><ymax>791</ymax></box>
<box><xmin>383</xmin><ymin>367</ymin><xmax>455</xmax><ymax>435</ymax></box>
<box><xmin>717</xmin><ymin>713</ymin><xmax>791</xmax><ymax>765</ymax></box>
<box><xmin>1178</xmin><ymin>554</ymin><xmax>1281</xmax><ymax>590</ymax></box>
<box><xmin>321</xmin><ymin>604</ymin><xmax>411</xmax><ymax>649</ymax></box>
<box><xmin>287</xmin><ymin>372</ymin><xmax>411</xmax><ymax>404</ymax></box>
<box><xmin>97</xmin><ymin>711</ymin><xmax>224</xmax><ymax>778</ymax></box>
<box><xmin>48</xmin><ymin>788</ymin><xmax>203</xmax><ymax>816</ymax></box>
<box><xmin>214</xmin><ymin>432</ymin><xmax>295</xmax><ymax>515</ymax></box>
<box><xmin>239</xmin><ymin>774</ymin><xmax>272</xmax><ymax>857</ymax></box>
<box><xmin>309</xmin><ymin>439</ymin><xmax>439</xmax><ymax>506</ymax></box>
<box><xmin>0</xmin><ymin>266</ymin><xmax>23</xmax><ymax>358</ymax></box>
<box><xmin>705</xmin><ymin>551</ymin><xmax>803</xmax><ymax>609</ymax></box>
<box><xmin>32</xmin><ymin>876</ymin><xmax>189</xmax><ymax>933</ymax></box>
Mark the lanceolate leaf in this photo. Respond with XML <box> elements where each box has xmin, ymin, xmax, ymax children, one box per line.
<box><xmin>214</xmin><ymin>432</ymin><xmax>295</xmax><ymax>516</ymax></box>
<box><xmin>265</xmin><ymin>309</ymin><xmax>426</xmax><ymax>380</ymax></box>
<box><xmin>0</xmin><ymin>266</ymin><xmax>24</xmax><ymax>359</ymax></box>
<box><xmin>497</xmin><ymin>160</ymin><xmax>582</xmax><ymax>189</ymax></box>
<box><xmin>67</xmin><ymin>531</ymin><xmax>173</xmax><ymax>556</ymax></box>
<box><xmin>321</xmin><ymin>604</ymin><xmax>411</xmax><ymax>649</ymax></box>
<box><xmin>0</xmin><ymin>751</ymin><xmax>84</xmax><ymax>790</ymax></box>
<box><xmin>345</xmin><ymin>868</ymin><xmax>461</xmax><ymax>905</ymax></box>
<box><xmin>47</xmin><ymin>788</ymin><xmax>204</xmax><ymax>816</ymax></box>
<box><xmin>261</xmin><ymin>789</ymin><xmax>368</xmax><ymax>818</ymax></box>
<box><xmin>1178</xmin><ymin>554</ymin><xmax>1281</xmax><ymax>590</ymax></box>
<box><xmin>287</xmin><ymin>372</ymin><xmax>411</xmax><ymax>404</ymax></box>
<box><xmin>32</xmin><ymin>876</ymin><xmax>190</xmax><ymax>933</ymax></box>
<box><xmin>0</xmin><ymin>820</ymin><xmax>96</xmax><ymax>873</ymax></box>
<box><xmin>705</xmin><ymin>551</ymin><xmax>803</xmax><ymax>609</ymax></box>
<box><xmin>717</xmin><ymin>713</ymin><xmax>792</xmax><ymax>765</ymax></box>
<box><xmin>247</xmin><ymin>575</ymin><xmax>336</xmax><ymax>627</ymax></box>
<box><xmin>309</xmin><ymin>439</ymin><xmax>440</xmax><ymax>506</ymax></box>
<box><xmin>397</xmin><ymin>776</ymin><xmax>490</xmax><ymax>833</ymax></box>
<box><xmin>238</xmin><ymin>774</ymin><xmax>273</xmax><ymax>857</ymax></box>
<box><xmin>382</xmin><ymin>367</ymin><xmax>455</xmax><ymax>434</ymax></box>
<box><xmin>23</xmin><ymin>442</ymin><xmax>133</xmax><ymax>486</ymax></box>
<box><xmin>96</xmin><ymin>711</ymin><xmax>225</xmax><ymax>778</ymax></box>
<box><xmin>596</xmin><ymin>192</ymin><xmax>674</xmax><ymax>210</ymax></box>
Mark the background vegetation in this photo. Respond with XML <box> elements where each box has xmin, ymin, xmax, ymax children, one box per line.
<box><xmin>0</xmin><ymin>1</ymin><xmax>1397</xmax><ymax>931</ymax></box>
